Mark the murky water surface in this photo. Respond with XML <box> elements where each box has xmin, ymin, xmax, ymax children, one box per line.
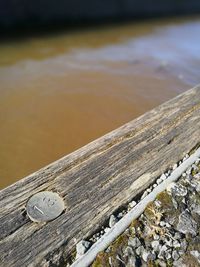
<box><xmin>0</xmin><ymin>17</ymin><xmax>200</xmax><ymax>188</ymax></box>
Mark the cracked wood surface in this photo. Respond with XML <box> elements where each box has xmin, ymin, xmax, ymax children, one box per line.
<box><xmin>0</xmin><ymin>85</ymin><xmax>200</xmax><ymax>267</ymax></box>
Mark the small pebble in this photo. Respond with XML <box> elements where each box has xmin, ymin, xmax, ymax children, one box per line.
<box><xmin>165</xmin><ymin>239</ymin><xmax>173</xmax><ymax>247</ymax></box>
<box><xmin>161</xmin><ymin>174</ymin><xmax>167</xmax><ymax>181</ymax></box>
<box><xmin>104</xmin><ymin>227</ymin><xmax>111</xmax><ymax>233</ymax></box>
<box><xmin>141</xmin><ymin>191</ymin><xmax>148</xmax><ymax>199</ymax></box>
<box><xmin>157</xmin><ymin>178</ymin><xmax>162</xmax><ymax>185</ymax></box>
<box><xmin>173</xmin><ymin>164</ymin><xmax>178</xmax><ymax>170</ymax></box>
<box><xmin>123</xmin><ymin>246</ymin><xmax>134</xmax><ymax>257</ymax></box>
<box><xmin>172</xmin><ymin>198</ymin><xmax>178</xmax><ymax>209</ymax></box>
<box><xmin>151</xmin><ymin>240</ymin><xmax>160</xmax><ymax>251</ymax></box>
<box><xmin>161</xmin><ymin>245</ymin><xmax>168</xmax><ymax>252</ymax></box>
<box><xmin>131</xmin><ymin>227</ymin><xmax>136</xmax><ymax>235</ymax></box>
<box><xmin>129</xmin><ymin>200</ymin><xmax>137</xmax><ymax>208</ymax></box>
<box><xmin>186</xmin><ymin>167</ymin><xmax>192</xmax><ymax>175</ymax></box>
<box><xmin>165</xmin><ymin>222</ymin><xmax>171</xmax><ymax>228</ymax></box>
<box><xmin>180</xmin><ymin>239</ymin><xmax>188</xmax><ymax>251</ymax></box>
<box><xmin>117</xmin><ymin>212</ymin><xmax>123</xmax><ymax>219</ymax></box>
<box><xmin>173</xmin><ymin>240</ymin><xmax>181</xmax><ymax>248</ymax></box>
<box><xmin>165</xmin><ymin>251</ymin><xmax>172</xmax><ymax>260</ymax></box>
<box><xmin>116</xmin><ymin>254</ymin><xmax>125</xmax><ymax>264</ymax></box>
<box><xmin>140</xmin><ymin>214</ymin><xmax>144</xmax><ymax>220</ymax></box>
<box><xmin>154</xmin><ymin>234</ymin><xmax>160</xmax><ymax>240</ymax></box>
<box><xmin>174</xmin><ymin>232</ymin><xmax>182</xmax><ymax>240</ymax></box>
<box><xmin>128</xmin><ymin>237</ymin><xmax>141</xmax><ymax>248</ymax></box>
<box><xmin>181</xmin><ymin>198</ymin><xmax>186</xmax><ymax>204</ymax></box>
<box><xmin>159</xmin><ymin>221</ymin><xmax>165</xmax><ymax>227</ymax></box>
<box><xmin>172</xmin><ymin>250</ymin><xmax>180</xmax><ymax>261</ymax></box>
<box><xmin>147</xmin><ymin>187</ymin><xmax>152</xmax><ymax>193</ymax></box>
<box><xmin>167</xmin><ymin>183</ymin><xmax>187</xmax><ymax>197</ymax></box>
<box><xmin>76</xmin><ymin>240</ymin><xmax>91</xmax><ymax>259</ymax></box>
<box><xmin>135</xmin><ymin>245</ymin><xmax>143</xmax><ymax>256</ymax></box>
<box><xmin>194</xmin><ymin>173</ymin><xmax>200</xmax><ymax>179</ymax></box>
<box><xmin>192</xmin><ymin>164</ymin><xmax>198</xmax><ymax>170</ymax></box>
<box><xmin>109</xmin><ymin>215</ymin><xmax>118</xmax><ymax>228</ymax></box>
<box><xmin>178</xmin><ymin>250</ymin><xmax>184</xmax><ymax>255</ymax></box>
<box><xmin>195</xmin><ymin>158</ymin><xmax>200</xmax><ymax>165</ymax></box>
<box><xmin>142</xmin><ymin>249</ymin><xmax>150</xmax><ymax>262</ymax></box>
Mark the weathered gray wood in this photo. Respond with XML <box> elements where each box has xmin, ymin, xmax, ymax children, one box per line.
<box><xmin>0</xmin><ymin>85</ymin><xmax>200</xmax><ymax>267</ymax></box>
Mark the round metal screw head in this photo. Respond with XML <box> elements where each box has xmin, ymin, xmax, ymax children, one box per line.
<box><xmin>26</xmin><ymin>191</ymin><xmax>65</xmax><ymax>222</ymax></box>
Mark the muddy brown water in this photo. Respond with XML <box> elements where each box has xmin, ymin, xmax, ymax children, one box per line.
<box><xmin>0</xmin><ymin>17</ymin><xmax>200</xmax><ymax>189</ymax></box>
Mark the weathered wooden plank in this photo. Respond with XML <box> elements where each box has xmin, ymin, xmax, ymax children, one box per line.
<box><xmin>0</xmin><ymin>85</ymin><xmax>200</xmax><ymax>267</ymax></box>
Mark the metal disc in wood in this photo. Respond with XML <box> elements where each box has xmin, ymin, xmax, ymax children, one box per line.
<box><xmin>26</xmin><ymin>191</ymin><xmax>65</xmax><ymax>222</ymax></box>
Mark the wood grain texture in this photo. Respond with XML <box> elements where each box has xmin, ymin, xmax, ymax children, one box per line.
<box><xmin>0</xmin><ymin>85</ymin><xmax>200</xmax><ymax>267</ymax></box>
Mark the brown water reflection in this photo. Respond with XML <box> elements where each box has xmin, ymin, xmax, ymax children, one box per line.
<box><xmin>0</xmin><ymin>17</ymin><xmax>200</xmax><ymax>188</ymax></box>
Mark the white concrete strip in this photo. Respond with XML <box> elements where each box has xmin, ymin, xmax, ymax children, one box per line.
<box><xmin>71</xmin><ymin>147</ymin><xmax>200</xmax><ymax>267</ymax></box>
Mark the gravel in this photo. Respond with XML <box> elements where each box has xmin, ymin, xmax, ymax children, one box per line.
<box><xmin>91</xmin><ymin>154</ymin><xmax>200</xmax><ymax>267</ymax></box>
<box><xmin>70</xmin><ymin>150</ymin><xmax>200</xmax><ymax>267</ymax></box>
